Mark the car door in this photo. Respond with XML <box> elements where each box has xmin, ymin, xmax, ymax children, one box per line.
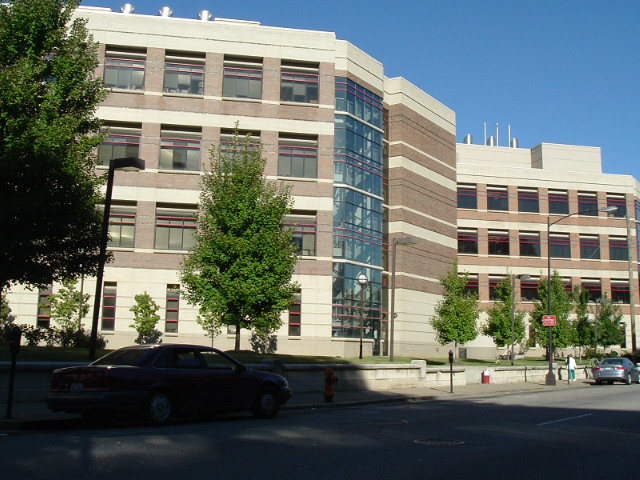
<box><xmin>161</xmin><ymin>347</ymin><xmax>213</xmax><ymax>412</ymax></box>
<box><xmin>199</xmin><ymin>350</ymin><xmax>261</xmax><ymax>412</ymax></box>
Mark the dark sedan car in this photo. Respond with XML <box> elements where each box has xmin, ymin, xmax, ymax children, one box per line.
<box><xmin>46</xmin><ymin>344</ymin><xmax>292</xmax><ymax>424</ymax></box>
<box><xmin>592</xmin><ymin>357</ymin><xmax>640</xmax><ymax>385</ymax></box>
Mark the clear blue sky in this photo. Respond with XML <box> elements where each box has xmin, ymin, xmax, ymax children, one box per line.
<box><xmin>82</xmin><ymin>0</ymin><xmax>640</xmax><ymax>180</ymax></box>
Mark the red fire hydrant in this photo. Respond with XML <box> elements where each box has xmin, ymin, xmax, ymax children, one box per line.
<box><xmin>324</xmin><ymin>367</ymin><xmax>339</xmax><ymax>403</ymax></box>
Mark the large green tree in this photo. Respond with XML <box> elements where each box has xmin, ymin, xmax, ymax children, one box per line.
<box><xmin>49</xmin><ymin>278</ymin><xmax>89</xmax><ymax>346</ymax></box>
<box><xmin>181</xmin><ymin>130</ymin><xmax>299</xmax><ymax>350</ymax></box>
<box><xmin>0</xmin><ymin>0</ymin><xmax>106</xmax><ymax>296</ymax></box>
<box><xmin>431</xmin><ymin>261</ymin><xmax>479</xmax><ymax>348</ymax></box>
<box><xmin>594</xmin><ymin>296</ymin><xmax>625</xmax><ymax>352</ymax></box>
<box><xmin>531</xmin><ymin>272</ymin><xmax>574</xmax><ymax>354</ymax></box>
<box><xmin>483</xmin><ymin>276</ymin><xmax>526</xmax><ymax>349</ymax></box>
<box><xmin>572</xmin><ymin>285</ymin><xmax>594</xmax><ymax>357</ymax></box>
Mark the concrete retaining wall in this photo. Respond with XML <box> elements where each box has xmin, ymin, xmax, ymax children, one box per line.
<box><xmin>0</xmin><ymin>361</ymin><xmax>591</xmax><ymax>403</ymax></box>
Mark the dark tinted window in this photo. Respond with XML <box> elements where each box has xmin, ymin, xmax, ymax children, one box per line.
<box><xmin>92</xmin><ymin>348</ymin><xmax>156</xmax><ymax>366</ymax></box>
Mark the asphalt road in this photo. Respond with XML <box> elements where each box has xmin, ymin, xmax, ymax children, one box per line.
<box><xmin>2</xmin><ymin>384</ymin><xmax>638</xmax><ymax>480</ymax></box>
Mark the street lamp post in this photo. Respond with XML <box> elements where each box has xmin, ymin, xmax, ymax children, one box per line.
<box><xmin>389</xmin><ymin>236</ymin><xmax>416</xmax><ymax>362</ymax></box>
<box><xmin>546</xmin><ymin>205</ymin><xmax>617</xmax><ymax>385</ymax></box>
<box><xmin>626</xmin><ymin>214</ymin><xmax>638</xmax><ymax>362</ymax></box>
<box><xmin>510</xmin><ymin>274</ymin><xmax>530</xmax><ymax>366</ymax></box>
<box><xmin>357</xmin><ymin>273</ymin><xmax>369</xmax><ymax>360</ymax></box>
<box><xmin>89</xmin><ymin>157</ymin><xmax>145</xmax><ymax>361</ymax></box>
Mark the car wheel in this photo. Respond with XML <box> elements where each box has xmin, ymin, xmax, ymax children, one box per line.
<box><xmin>625</xmin><ymin>374</ymin><xmax>632</xmax><ymax>385</ymax></box>
<box><xmin>252</xmin><ymin>386</ymin><xmax>281</xmax><ymax>419</ymax></box>
<box><xmin>145</xmin><ymin>391</ymin><xmax>173</xmax><ymax>426</ymax></box>
<box><xmin>595</xmin><ymin>380</ymin><xmax>602</xmax><ymax>385</ymax></box>
<box><xmin>607</xmin><ymin>380</ymin><xmax>614</xmax><ymax>385</ymax></box>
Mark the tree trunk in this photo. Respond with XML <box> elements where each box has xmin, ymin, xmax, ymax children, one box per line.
<box><xmin>234</xmin><ymin>324</ymin><xmax>241</xmax><ymax>350</ymax></box>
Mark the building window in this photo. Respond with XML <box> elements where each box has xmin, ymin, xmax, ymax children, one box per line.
<box><xmin>97</xmin><ymin>125</ymin><xmax>141</xmax><ymax>166</ymax></box>
<box><xmin>280</xmin><ymin>61</ymin><xmax>319</xmax><ymax>104</ymax></box>
<box><xmin>580</xmin><ymin>235</ymin><xmax>600</xmax><ymax>260</ymax></box>
<box><xmin>562</xmin><ymin>278</ymin><xmax>573</xmax><ymax>293</ymax></box>
<box><xmin>335</xmin><ymin>77</ymin><xmax>383</xmax><ymax>128</ymax></box>
<box><xmin>458</xmin><ymin>229</ymin><xmax>478</xmax><ymax>254</ymax></box>
<box><xmin>278</xmin><ymin>135</ymin><xmax>318</xmax><ymax>178</ymax></box>
<box><xmin>464</xmin><ymin>274</ymin><xmax>479</xmax><ymax>296</ymax></box>
<box><xmin>36</xmin><ymin>286</ymin><xmax>52</xmax><ymax>328</ymax></box>
<box><xmin>521</xmin><ymin>277</ymin><xmax>540</xmax><ymax>301</ymax></box>
<box><xmin>610</xmin><ymin>236</ymin><xmax>629</xmax><ymax>261</ymax></box>
<box><xmin>518</xmin><ymin>188</ymin><xmax>539</xmax><ymax>213</ymax></box>
<box><xmin>164</xmin><ymin>51</ymin><xmax>205</xmax><ymax>95</ymax></box>
<box><xmin>155</xmin><ymin>206</ymin><xmax>197</xmax><ymax>251</ymax></box>
<box><xmin>487</xmin><ymin>186</ymin><xmax>509</xmax><ymax>211</ymax></box>
<box><xmin>550</xmin><ymin>233</ymin><xmax>571</xmax><ymax>258</ymax></box>
<box><xmin>165</xmin><ymin>285</ymin><xmax>180</xmax><ymax>333</ymax></box>
<box><xmin>223</xmin><ymin>56</ymin><xmax>262</xmax><ymax>99</ymax></box>
<box><xmin>606</xmin><ymin>194</ymin><xmax>627</xmax><ymax>218</ymax></box>
<box><xmin>288</xmin><ymin>290</ymin><xmax>301</xmax><ymax>336</ymax></box>
<box><xmin>220</xmin><ymin>129</ymin><xmax>261</xmax><ymax>154</ymax></box>
<box><xmin>108</xmin><ymin>203</ymin><xmax>136</xmax><ymax>248</ymax></box>
<box><xmin>582</xmin><ymin>279</ymin><xmax>602</xmax><ymax>303</ymax></box>
<box><xmin>457</xmin><ymin>184</ymin><xmax>477</xmax><ymax>209</ymax></box>
<box><xmin>519</xmin><ymin>232</ymin><xmax>541</xmax><ymax>257</ymax></box>
<box><xmin>101</xmin><ymin>282</ymin><xmax>117</xmax><ymax>331</ymax></box>
<box><xmin>489</xmin><ymin>276</ymin><xmax>506</xmax><ymax>301</ymax></box>
<box><xmin>611</xmin><ymin>280</ymin><xmax>630</xmax><ymax>304</ymax></box>
<box><xmin>578</xmin><ymin>192</ymin><xmax>598</xmax><ymax>215</ymax></box>
<box><xmin>104</xmin><ymin>47</ymin><xmax>145</xmax><ymax>90</ymax></box>
<box><xmin>548</xmin><ymin>190</ymin><xmax>569</xmax><ymax>215</ymax></box>
<box><xmin>488</xmin><ymin>230</ymin><xmax>510</xmax><ymax>255</ymax></box>
<box><xmin>284</xmin><ymin>212</ymin><xmax>316</xmax><ymax>256</ymax></box>
<box><xmin>159</xmin><ymin>128</ymin><xmax>201</xmax><ymax>171</ymax></box>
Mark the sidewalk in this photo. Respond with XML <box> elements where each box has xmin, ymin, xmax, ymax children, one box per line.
<box><xmin>0</xmin><ymin>379</ymin><xmax>590</xmax><ymax>431</ymax></box>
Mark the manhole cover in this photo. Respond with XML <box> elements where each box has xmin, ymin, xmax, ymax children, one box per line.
<box><xmin>369</xmin><ymin>419</ymin><xmax>409</xmax><ymax>425</ymax></box>
<box><xmin>414</xmin><ymin>439</ymin><xmax>465</xmax><ymax>446</ymax></box>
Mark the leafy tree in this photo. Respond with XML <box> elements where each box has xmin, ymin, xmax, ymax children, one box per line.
<box><xmin>49</xmin><ymin>278</ymin><xmax>89</xmax><ymax>347</ymax></box>
<box><xmin>483</xmin><ymin>276</ymin><xmax>526</xmax><ymax>349</ymax></box>
<box><xmin>431</xmin><ymin>261</ymin><xmax>479</xmax><ymax>348</ymax></box>
<box><xmin>594</xmin><ymin>296</ymin><xmax>625</xmax><ymax>352</ymax></box>
<box><xmin>181</xmin><ymin>129</ymin><xmax>299</xmax><ymax>351</ymax></box>
<box><xmin>129</xmin><ymin>292</ymin><xmax>162</xmax><ymax>345</ymax></box>
<box><xmin>572</xmin><ymin>285</ymin><xmax>594</xmax><ymax>358</ymax></box>
<box><xmin>531</xmin><ymin>272</ymin><xmax>574</xmax><ymax>356</ymax></box>
<box><xmin>196</xmin><ymin>309</ymin><xmax>223</xmax><ymax>347</ymax></box>
<box><xmin>0</xmin><ymin>0</ymin><xmax>107</xmax><ymax>303</ymax></box>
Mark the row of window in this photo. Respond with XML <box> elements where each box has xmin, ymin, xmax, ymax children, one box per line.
<box><xmin>99</xmin><ymin>127</ymin><xmax>321</xmax><ymax>178</ymax></box>
<box><xmin>37</xmin><ymin>284</ymin><xmax>302</xmax><ymax>336</ymax></box>
<box><xmin>109</xmin><ymin>204</ymin><xmax>317</xmax><ymax>255</ymax></box>
<box><xmin>104</xmin><ymin>48</ymin><xmax>320</xmax><ymax>104</ymax></box>
<box><xmin>464</xmin><ymin>276</ymin><xmax>633</xmax><ymax>304</ymax></box>
<box><xmin>458</xmin><ymin>229</ymin><xmax>629</xmax><ymax>261</ymax></box>
<box><xmin>458</xmin><ymin>184</ymin><xmax>628</xmax><ymax>217</ymax></box>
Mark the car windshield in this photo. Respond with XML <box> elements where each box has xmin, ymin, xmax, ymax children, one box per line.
<box><xmin>92</xmin><ymin>348</ymin><xmax>156</xmax><ymax>366</ymax></box>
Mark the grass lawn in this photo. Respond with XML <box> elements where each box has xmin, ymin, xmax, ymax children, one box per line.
<box><xmin>0</xmin><ymin>345</ymin><xmax>577</xmax><ymax>367</ymax></box>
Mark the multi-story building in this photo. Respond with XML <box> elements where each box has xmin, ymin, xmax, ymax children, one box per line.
<box><xmin>457</xmin><ymin>136</ymin><xmax>640</xmax><ymax>358</ymax></box>
<box><xmin>6</xmin><ymin>6</ymin><xmax>638</xmax><ymax>360</ymax></box>
<box><xmin>6</xmin><ymin>5</ymin><xmax>456</xmax><ymax>357</ymax></box>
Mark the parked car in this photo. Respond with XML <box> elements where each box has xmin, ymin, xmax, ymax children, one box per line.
<box><xmin>46</xmin><ymin>344</ymin><xmax>292</xmax><ymax>424</ymax></box>
<box><xmin>591</xmin><ymin>357</ymin><xmax>640</xmax><ymax>385</ymax></box>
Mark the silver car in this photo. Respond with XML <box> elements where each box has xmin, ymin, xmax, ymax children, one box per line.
<box><xmin>592</xmin><ymin>357</ymin><xmax>640</xmax><ymax>385</ymax></box>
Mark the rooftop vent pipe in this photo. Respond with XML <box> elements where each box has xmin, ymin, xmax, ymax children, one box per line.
<box><xmin>120</xmin><ymin>3</ymin><xmax>135</xmax><ymax>13</ymax></box>
<box><xmin>510</xmin><ymin>137</ymin><xmax>519</xmax><ymax>148</ymax></box>
<box><xmin>486</xmin><ymin>136</ymin><xmax>496</xmax><ymax>147</ymax></box>
<box><xmin>198</xmin><ymin>10</ymin><xmax>212</xmax><ymax>21</ymax></box>
<box><xmin>158</xmin><ymin>6</ymin><xmax>173</xmax><ymax>17</ymax></box>
<box><xmin>463</xmin><ymin>134</ymin><xmax>473</xmax><ymax>144</ymax></box>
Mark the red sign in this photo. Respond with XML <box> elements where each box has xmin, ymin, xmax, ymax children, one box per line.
<box><xmin>543</xmin><ymin>315</ymin><xmax>557</xmax><ymax>327</ymax></box>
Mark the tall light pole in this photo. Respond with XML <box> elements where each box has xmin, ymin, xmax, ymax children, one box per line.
<box><xmin>389</xmin><ymin>236</ymin><xmax>416</xmax><ymax>361</ymax></box>
<box><xmin>510</xmin><ymin>274</ymin><xmax>530</xmax><ymax>366</ymax></box>
<box><xmin>626</xmin><ymin>214</ymin><xmax>638</xmax><ymax>362</ymax></box>
<box><xmin>89</xmin><ymin>157</ymin><xmax>145</xmax><ymax>361</ymax></box>
<box><xmin>357</xmin><ymin>273</ymin><xmax>368</xmax><ymax>360</ymax></box>
<box><xmin>546</xmin><ymin>205</ymin><xmax>617</xmax><ymax>385</ymax></box>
